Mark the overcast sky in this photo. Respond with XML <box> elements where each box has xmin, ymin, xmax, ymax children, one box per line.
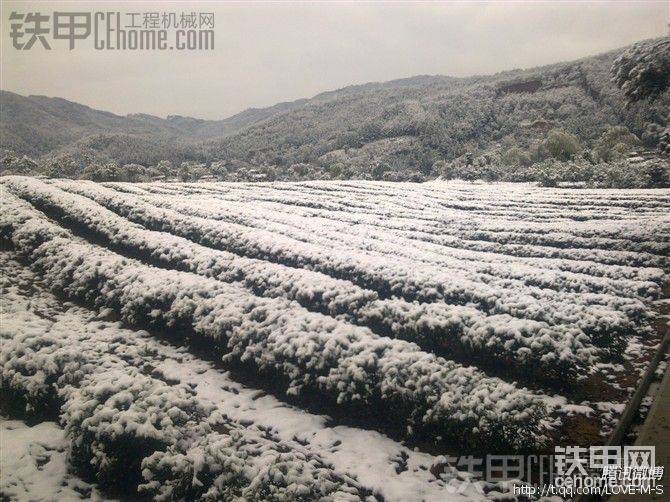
<box><xmin>2</xmin><ymin>1</ymin><xmax>668</xmax><ymax>120</ymax></box>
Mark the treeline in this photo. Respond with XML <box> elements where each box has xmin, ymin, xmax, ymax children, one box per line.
<box><xmin>2</xmin><ymin>122</ymin><xmax>667</xmax><ymax>188</ymax></box>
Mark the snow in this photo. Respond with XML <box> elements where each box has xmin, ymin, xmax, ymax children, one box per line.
<box><xmin>1</xmin><ymin>176</ymin><xmax>668</xmax><ymax>500</ymax></box>
<box><xmin>0</xmin><ymin>252</ymin><xmax>486</xmax><ymax>501</ymax></box>
<box><xmin>5</xmin><ymin>178</ymin><xmax>658</xmax><ymax>379</ymax></box>
<box><xmin>0</xmin><ymin>186</ymin><xmax>551</xmax><ymax>451</ymax></box>
<box><xmin>0</xmin><ymin>419</ymin><xmax>110</xmax><ymax>501</ymax></box>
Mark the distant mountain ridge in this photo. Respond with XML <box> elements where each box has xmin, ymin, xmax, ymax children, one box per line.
<box><xmin>0</xmin><ymin>90</ymin><xmax>309</xmax><ymax>155</ymax></box>
<box><xmin>0</xmin><ymin>74</ymin><xmax>459</xmax><ymax>157</ymax></box>
<box><xmin>1</xmin><ymin>37</ymin><xmax>668</xmax><ymax>179</ymax></box>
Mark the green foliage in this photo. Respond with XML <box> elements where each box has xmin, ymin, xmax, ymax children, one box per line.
<box><xmin>437</xmin><ymin>153</ymin><xmax>667</xmax><ymax>189</ymax></box>
<box><xmin>659</xmin><ymin>127</ymin><xmax>670</xmax><ymax>156</ymax></box>
<box><xmin>156</xmin><ymin>160</ymin><xmax>176</xmax><ymax>177</ymax></box>
<box><xmin>542</xmin><ymin>130</ymin><xmax>582</xmax><ymax>161</ymax></box>
<box><xmin>77</xmin><ymin>160</ymin><xmax>155</xmax><ymax>182</ymax></box>
<box><xmin>586</xmin><ymin>161</ymin><xmax>651</xmax><ymax>189</ymax></box>
<box><xmin>593</xmin><ymin>126</ymin><xmax>640</xmax><ymax>162</ymax></box>
<box><xmin>611</xmin><ymin>37</ymin><xmax>670</xmax><ymax>102</ymax></box>
<box><xmin>0</xmin><ymin>151</ymin><xmax>38</xmax><ymax>175</ymax></box>
<box><xmin>42</xmin><ymin>155</ymin><xmax>84</xmax><ymax>179</ymax></box>
<box><xmin>81</xmin><ymin>162</ymin><xmax>121</xmax><ymax>182</ymax></box>
<box><xmin>500</xmin><ymin>147</ymin><xmax>531</xmax><ymax>167</ymax></box>
<box><xmin>178</xmin><ymin>162</ymin><xmax>208</xmax><ymax>181</ymax></box>
<box><xmin>372</xmin><ymin>163</ymin><xmax>391</xmax><ymax>180</ymax></box>
<box><xmin>120</xmin><ymin>163</ymin><xmax>148</xmax><ymax>182</ymax></box>
<box><xmin>533</xmin><ymin>158</ymin><xmax>667</xmax><ymax>189</ymax></box>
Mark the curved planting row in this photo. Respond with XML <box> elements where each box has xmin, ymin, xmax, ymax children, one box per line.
<box><xmin>171</xmin><ymin>188</ymin><xmax>668</xmax><ymax>256</ymax></box>
<box><xmin>165</xmin><ymin>184</ymin><xmax>670</xmax><ymax>248</ymax></box>
<box><xmin>4</xmin><ymin>178</ymin><xmax>605</xmax><ymax>378</ymax></box>
<box><xmin>49</xmin><ymin>180</ymin><xmax>643</xmax><ymax>343</ymax></box>
<box><xmin>218</xmin><ymin>180</ymin><xmax>670</xmax><ymax>241</ymax></box>
<box><xmin>0</xmin><ymin>258</ymin><xmax>372</xmax><ymax>501</ymax></box>
<box><xmin>145</xmin><ymin>193</ymin><xmax>663</xmax><ymax>299</ymax></box>
<box><xmin>1</xmin><ymin>187</ymin><xmax>550</xmax><ymax>451</ymax></box>
<box><xmin>146</xmin><ymin>188</ymin><xmax>664</xmax><ymax>283</ymax></box>
<box><xmin>150</xmin><ymin>187</ymin><xmax>668</xmax><ymax>271</ymax></box>
<box><xmin>172</xmin><ymin>180</ymin><xmax>670</xmax><ymax>228</ymax></box>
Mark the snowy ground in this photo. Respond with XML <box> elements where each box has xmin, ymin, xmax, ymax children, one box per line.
<box><xmin>1</xmin><ymin>178</ymin><xmax>668</xmax><ymax>500</ymax></box>
<box><xmin>0</xmin><ymin>252</ymin><xmax>486</xmax><ymax>501</ymax></box>
<box><xmin>0</xmin><ymin>419</ymin><xmax>110</xmax><ymax>501</ymax></box>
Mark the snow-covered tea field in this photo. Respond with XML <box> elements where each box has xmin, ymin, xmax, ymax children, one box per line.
<box><xmin>1</xmin><ymin>177</ymin><xmax>668</xmax><ymax>500</ymax></box>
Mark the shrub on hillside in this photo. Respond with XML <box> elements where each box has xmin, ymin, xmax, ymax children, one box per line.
<box><xmin>593</xmin><ymin>126</ymin><xmax>640</xmax><ymax>162</ymax></box>
<box><xmin>542</xmin><ymin>130</ymin><xmax>582</xmax><ymax>161</ymax></box>
<box><xmin>535</xmin><ymin>158</ymin><xmax>667</xmax><ymax>188</ymax></box>
<box><xmin>80</xmin><ymin>162</ymin><xmax>121</xmax><ymax>182</ymax></box>
<box><xmin>0</xmin><ymin>152</ymin><xmax>38</xmax><ymax>176</ymax></box>
<box><xmin>612</xmin><ymin>37</ymin><xmax>670</xmax><ymax>102</ymax></box>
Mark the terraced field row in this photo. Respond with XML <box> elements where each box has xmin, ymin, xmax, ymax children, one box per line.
<box><xmin>2</xmin><ymin>176</ymin><xmax>668</xmax><ymax>500</ymax></box>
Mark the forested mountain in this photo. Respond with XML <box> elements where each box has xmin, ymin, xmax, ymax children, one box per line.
<box><xmin>0</xmin><ymin>90</ymin><xmax>306</xmax><ymax>157</ymax></box>
<box><xmin>200</xmin><ymin>43</ymin><xmax>668</xmax><ymax>179</ymax></box>
<box><xmin>1</xmin><ymin>38</ymin><xmax>668</xmax><ymax>183</ymax></box>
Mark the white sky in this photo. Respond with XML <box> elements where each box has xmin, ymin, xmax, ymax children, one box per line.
<box><xmin>1</xmin><ymin>0</ymin><xmax>668</xmax><ymax>119</ymax></box>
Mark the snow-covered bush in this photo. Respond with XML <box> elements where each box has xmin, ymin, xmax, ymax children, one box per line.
<box><xmin>4</xmin><ymin>178</ymin><xmax>633</xmax><ymax>378</ymax></box>
<box><xmin>612</xmin><ymin>37</ymin><xmax>670</xmax><ymax>102</ymax></box>
<box><xmin>0</xmin><ymin>255</ymin><xmax>372</xmax><ymax>499</ymax></box>
<box><xmin>140</xmin><ymin>433</ymin><xmax>370</xmax><ymax>501</ymax></box>
<box><xmin>1</xmin><ymin>187</ymin><xmax>550</xmax><ymax>450</ymax></box>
